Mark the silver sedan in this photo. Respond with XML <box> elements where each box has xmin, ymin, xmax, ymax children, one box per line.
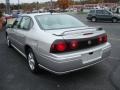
<box><xmin>6</xmin><ymin>13</ymin><xmax>111</xmax><ymax>74</ymax></box>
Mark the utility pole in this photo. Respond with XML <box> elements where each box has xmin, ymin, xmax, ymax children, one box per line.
<box><xmin>73</xmin><ymin>0</ymin><xmax>75</xmax><ymax>10</ymax></box>
<box><xmin>6</xmin><ymin>0</ymin><xmax>10</xmax><ymax>14</ymax></box>
<box><xmin>18</xmin><ymin>0</ymin><xmax>20</xmax><ymax>11</ymax></box>
<box><xmin>50</xmin><ymin>0</ymin><xmax>53</xmax><ymax>10</ymax></box>
<box><xmin>37</xmin><ymin>2</ymin><xmax>39</xmax><ymax>12</ymax></box>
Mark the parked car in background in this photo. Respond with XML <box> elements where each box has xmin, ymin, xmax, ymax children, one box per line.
<box><xmin>6</xmin><ymin>13</ymin><xmax>111</xmax><ymax>74</ymax></box>
<box><xmin>5</xmin><ymin>18</ymin><xmax>16</xmax><ymax>30</ymax></box>
<box><xmin>3</xmin><ymin>14</ymin><xmax>12</xmax><ymax>19</ymax></box>
<box><xmin>2</xmin><ymin>14</ymin><xmax>12</xmax><ymax>26</ymax></box>
<box><xmin>87</xmin><ymin>9</ymin><xmax>120</xmax><ymax>23</ymax></box>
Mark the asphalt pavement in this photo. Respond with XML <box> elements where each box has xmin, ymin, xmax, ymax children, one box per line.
<box><xmin>0</xmin><ymin>14</ymin><xmax>120</xmax><ymax>90</ymax></box>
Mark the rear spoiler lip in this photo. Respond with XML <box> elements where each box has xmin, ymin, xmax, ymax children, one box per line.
<box><xmin>52</xmin><ymin>34</ymin><xmax>64</xmax><ymax>36</ymax></box>
<box><xmin>52</xmin><ymin>26</ymin><xmax>103</xmax><ymax>36</ymax></box>
<box><xmin>62</xmin><ymin>28</ymin><xmax>94</xmax><ymax>35</ymax></box>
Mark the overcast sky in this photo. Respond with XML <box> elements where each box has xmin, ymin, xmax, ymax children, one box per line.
<box><xmin>0</xmin><ymin>0</ymin><xmax>58</xmax><ymax>4</ymax></box>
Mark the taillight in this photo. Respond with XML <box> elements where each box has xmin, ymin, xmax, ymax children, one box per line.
<box><xmin>98</xmin><ymin>34</ymin><xmax>107</xmax><ymax>44</ymax></box>
<box><xmin>50</xmin><ymin>40</ymin><xmax>79</xmax><ymax>53</ymax></box>
<box><xmin>103</xmin><ymin>35</ymin><xmax>107</xmax><ymax>43</ymax></box>
<box><xmin>51</xmin><ymin>40</ymin><xmax>67</xmax><ymax>53</ymax></box>
<box><xmin>50</xmin><ymin>34</ymin><xmax>107</xmax><ymax>53</ymax></box>
<box><xmin>98</xmin><ymin>36</ymin><xmax>103</xmax><ymax>44</ymax></box>
<box><xmin>70</xmin><ymin>40</ymin><xmax>79</xmax><ymax>49</ymax></box>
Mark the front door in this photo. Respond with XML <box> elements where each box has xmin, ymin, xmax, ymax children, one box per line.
<box><xmin>10</xmin><ymin>17</ymin><xmax>22</xmax><ymax>47</ymax></box>
<box><xmin>14</xmin><ymin>16</ymin><xmax>32</xmax><ymax>53</ymax></box>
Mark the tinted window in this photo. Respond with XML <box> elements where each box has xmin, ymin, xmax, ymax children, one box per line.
<box><xmin>12</xmin><ymin>17</ymin><xmax>22</xmax><ymax>28</ymax></box>
<box><xmin>103</xmin><ymin>10</ymin><xmax>111</xmax><ymax>15</ymax></box>
<box><xmin>96</xmin><ymin>10</ymin><xmax>103</xmax><ymax>15</ymax></box>
<box><xmin>35</xmin><ymin>14</ymin><xmax>86</xmax><ymax>30</ymax></box>
<box><xmin>19</xmin><ymin>17</ymin><xmax>31</xmax><ymax>30</ymax></box>
<box><xmin>89</xmin><ymin>10</ymin><xmax>95</xmax><ymax>14</ymax></box>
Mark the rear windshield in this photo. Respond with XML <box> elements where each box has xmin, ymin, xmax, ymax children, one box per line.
<box><xmin>35</xmin><ymin>14</ymin><xmax>86</xmax><ymax>30</ymax></box>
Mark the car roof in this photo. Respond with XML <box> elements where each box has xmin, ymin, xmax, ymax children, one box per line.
<box><xmin>90</xmin><ymin>9</ymin><xmax>106</xmax><ymax>11</ymax></box>
<box><xmin>21</xmin><ymin>13</ymin><xmax>64</xmax><ymax>17</ymax></box>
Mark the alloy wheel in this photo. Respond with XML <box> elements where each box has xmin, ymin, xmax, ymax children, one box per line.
<box><xmin>28</xmin><ymin>52</ymin><xmax>35</xmax><ymax>71</ymax></box>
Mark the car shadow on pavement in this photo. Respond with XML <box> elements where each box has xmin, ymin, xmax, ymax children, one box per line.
<box><xmin>36</xmin><ymin>64</ymin><xmax>104</xmax><ymax>82</ymax></box>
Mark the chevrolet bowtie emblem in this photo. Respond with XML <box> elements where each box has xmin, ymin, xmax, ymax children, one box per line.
<box><xmin>88</xmin><ymin>40</ymin><xmax>92</xmax><ymax>45</ymax></box>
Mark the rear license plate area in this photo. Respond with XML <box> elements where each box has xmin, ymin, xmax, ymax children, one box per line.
<box><xmin>81</xmin><ymin>50</ymin><xmax>102</xmax><ymax>64</ymax></box>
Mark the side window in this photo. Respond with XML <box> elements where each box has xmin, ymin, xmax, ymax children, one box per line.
<box><xmin>103</xmin><ymin>10</ymin><xmax>110</xmax><ymax>15</ymax></box>
<box><xmin>12</xmin><ymin>17</ymin><xmax>22</xmax><ymax>28</ymax></box>
<box><xmin>89</xmin><ymin>10</ymin><xmax>95</xmax><ymax>14</ymax></box>
<box><xmin>19</xmin><ymin>17</ymin><xmax>32</xmax><ymax>30</ymax></box>
<box><xmin>96</xmin><ymin>10</ymin><xmax>103</xmax><ymax>15</ymax></box>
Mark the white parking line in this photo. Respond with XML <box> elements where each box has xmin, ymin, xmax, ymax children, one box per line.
<box><xmin>109</xmin><ymin>56</ymin><xmax>120</xmax><ymax>60</ymax></box>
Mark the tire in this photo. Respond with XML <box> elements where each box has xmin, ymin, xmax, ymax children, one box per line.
<box><xmin>91</xmin><ymin>17</ymin><xmax>97</xmax><ymax>22</ymax></box>
<box><xmin>6</xmin><ymin>36</ymin><xmax>12</xmax><ymax>48</ymax></box>
<box><xmin>112</xmin><ymin>18</ymin><xmax>118</xmax><ymax>23</ymax></box>
<box><xmin>27</xmin><ymin>48</ymin><xmax>39</xmax><ymax>73</ymax></box>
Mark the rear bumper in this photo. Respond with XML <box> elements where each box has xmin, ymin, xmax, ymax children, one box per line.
<box><xmin>36</xmin><ymin>42</ymin><xmax>111</xmax><ymax>74</ymax></box>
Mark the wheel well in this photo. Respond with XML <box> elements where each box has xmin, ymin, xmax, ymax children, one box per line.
<box><xmin>24</xmin><ymin>45</ymin><xmax>31</xmax><ymax>56</ymax></box>
<box><xmin>92</xmin><ymin>16</ymin><xmax>96</xmax><ymax>19</ymax></box>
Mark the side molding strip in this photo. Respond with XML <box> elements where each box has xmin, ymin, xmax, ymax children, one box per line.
<box><xmin>11</xmin><ymin>44</ymin><xmax>27</xmax><ymax>58</ymax></box>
